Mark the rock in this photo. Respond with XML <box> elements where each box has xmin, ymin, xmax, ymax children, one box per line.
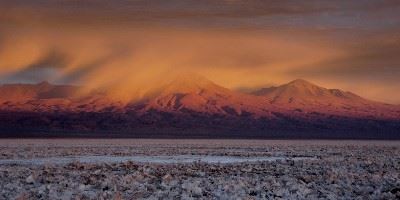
<box><xmin>191</xmin><ymin>185</ymin><xmax>203</xmax><ymax>197</ymax></box>
<box><xmin>162</xmin><ymin>174</ymin><xmax>173</xmax><ymax>183</ymax></box>
<box><xmin>38</xmin><ymin>185</ymin><xmax>46</xmax><ymax>195</ymax></box>
<box><xmin>182</xmin><ymin>181</ymin><xmax>203</xmax><ymax>197</ymax></box>
<box><xmin>196</xmin><ymin>171</ymin><xmax>206</xmax><ymax>177</ymax></box>
<box><xmin>79</xmin><ymin>184</ymin><xmax>86</xmax><ymax>191</ymax></box>
<box><xmin>25</xmin><ymin>175</ymin><xmax>35</xmax><ymax>184</ymax></box>
<box><xmin>15</xmin><ymin>193</ymin><xmax>29</xmax><ymax>200</ymax></box>
<box><xmin>114</xmin><ymin>192</ymin><xmax>122</xmax><ymax>200</ymax></box>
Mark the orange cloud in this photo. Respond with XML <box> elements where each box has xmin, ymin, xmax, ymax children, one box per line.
<box><xmin>0</xmin><ymin>0</ymin><xmax>399</xmax><ymax>103</ymax></box>
<box><xmin>0</xmin><ymin>27</ymin><xmax>345</xmax><ymax>102</ymax></box>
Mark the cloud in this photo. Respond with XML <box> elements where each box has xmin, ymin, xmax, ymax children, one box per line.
<box><xmin>25</xmin><ymin>50</ymin><xmax>68</xmax><ymax>70</ymax></box>
<box><xmin>0</xmin><ymin>0</ymin><xmax>400</xmax><ymax>103</ymax></box>
<box><xmin>1</xmin><ymin>0</ymin><xmax>398</xmax><ymax>30</ymax></box>
<box><xmin>290</xmin><ymin>33</ymin><xmax>400</xmax><ymax>82</ymax></box>
<box><xmin>0</xmin><ymin>50</ymin><xmax>69</xmax><ymax>83</ymax></box>
<box><xmin>285</xmin><ymin>32</ymin><xmax>400</xmax><ymax>103</ymax></box>
<box><xmin>60</xmin><ymin>47</ymin><xmax>133</xmax><ymax>84</ymax></box>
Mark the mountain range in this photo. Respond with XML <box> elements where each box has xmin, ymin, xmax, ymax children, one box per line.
<box><xmin>0</xmin><ymin>74</ymin><xmax>399</xmax><ymax>139</ymax></box>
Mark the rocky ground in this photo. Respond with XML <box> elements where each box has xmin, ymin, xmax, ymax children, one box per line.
<box><xmin>0</xmin><ymin>139</ymin><xmax>399</xmax><ymax>199</ymax></box>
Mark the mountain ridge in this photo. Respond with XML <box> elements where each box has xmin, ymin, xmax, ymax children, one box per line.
<box><xmin>0</xmin><ymin>76</ymin><xmax>399</xmax><ymax>138</ymax></box>
<box><xmin>0</xmin><ymin>76</ymin><xmax>398</xmax><ymax>118</ymax></box>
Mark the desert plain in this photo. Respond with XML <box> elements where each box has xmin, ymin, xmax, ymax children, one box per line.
<box><xmin>0</xmin><ymin>139</ymin><xmax>399</xmax><ymax>200</ymax></box>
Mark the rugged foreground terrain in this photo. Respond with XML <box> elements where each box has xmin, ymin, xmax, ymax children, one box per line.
<box><xmin>0</xmin><ymin>139</ymin><xmax>399</xmax><ymax>199</ymax></box>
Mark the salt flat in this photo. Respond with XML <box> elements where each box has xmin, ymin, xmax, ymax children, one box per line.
<box><xmin>0</xmin><ymin>139</ymin><xmax>399</xmax><ymax>199</ymax></box>
<box><xmin>0</xmin><ymin>155</ymin><xmax>316</xmax><ymax>165</ymax></box>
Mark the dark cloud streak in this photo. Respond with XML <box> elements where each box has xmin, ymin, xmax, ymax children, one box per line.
<box><xmin>0</xmin><ymin>50</ymin><xmax>69</xmax><ymax>83</ymax></box>
<box><xmin>60</xmin><ymin>48</ymin><xmax>133</xmax><ymax>84</ymax></box>
<box><xmin>290</xmin><ymin>39</ymin><xmax>400</xmax><ymax>82</ymax></box>
<box><xmin>25</xmin><ymin>50</ymin><xmax>69</xmax><ymax>69</ymax></box>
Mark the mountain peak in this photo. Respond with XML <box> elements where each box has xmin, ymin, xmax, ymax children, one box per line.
<box><xmin>37</xmin><ymin>81</ymin><xmax>52</xmax><ymax>87</ymax></box>
<box><xmin>141</xmin><ymin>73</ymin><xmax>270</xmax><ymax>115</ymax></box>
<box><xmin>289</xmin><ymin>79</ymin><xmax>310</xmax><ymax>84</ymax></box>
<box><xmin>253</xmin><ymin>78</ymin><xmax>367</xmax><ymax>106</ymax></box>
<box><xmin>162</xmin><ymin>73</ymin><xmax>218</xmax><ymax>94</ymax></box>
<box><xmin>286</xmin><ymin>79</ymin><xmax>318</xmax><ymax>88</ymax></box>
<box><xmin>38</xmin><ymin>81</ymin><xmax>50</xmax><ymax>84</ymax></box>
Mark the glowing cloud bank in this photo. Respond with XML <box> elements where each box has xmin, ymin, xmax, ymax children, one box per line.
<box><xmin>0</xmin><ymin>0</ymin><xmax>399</xmax><ymax>103</ymax></box>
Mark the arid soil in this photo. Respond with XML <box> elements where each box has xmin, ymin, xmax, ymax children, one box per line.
<box><xmin>0</xmin><ymin>139</ymin><xmax>399</xmax><ymax>199</ymax></box>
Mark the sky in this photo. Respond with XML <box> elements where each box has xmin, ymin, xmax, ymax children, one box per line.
<box><xmin>0</xmin><ymin>0</ymin><xmax>399</xmax><ymax>103</ymax></box>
